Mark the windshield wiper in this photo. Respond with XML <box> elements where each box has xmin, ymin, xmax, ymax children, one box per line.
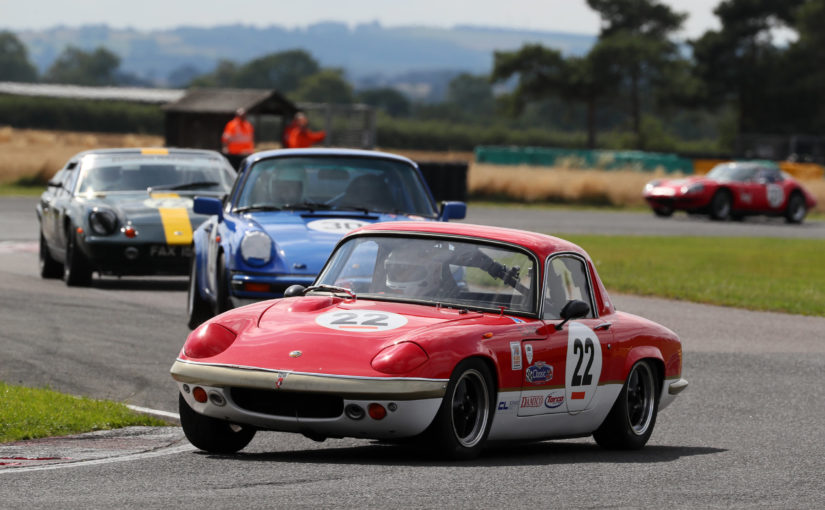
<box><xmin>148</xmin><ymin>181</ymin><xmax>219</xmax><ymax>192</ymax></box>
<box><xmin>281</xmin><ymin>201</ymin><xmax>334</xmax><ymax>212</ymax></box>
<box><xmin>234</xmin><ymin>204</ymin><xmax>282</xmax><ymax>213</ymax></box>
<box><xmin>330</xmin><ymin>205</ymin><xmax>372</xmax><ymax>214</ymax></box>
<box><xmin>303</xmin><ymin>284</ymin><xmax>356</xmax><ymax>299</ymax></box>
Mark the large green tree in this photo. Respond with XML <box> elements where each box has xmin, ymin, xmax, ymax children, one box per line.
<box><xmin>232</xmin><ymin>50</ymin><xmax>320</xmax><ymax>92</ymax></box>
<box><xmin>491</xmin><ymin>44</ymin><xmax>613</xmax><ymax>148</ymax></box>
<box><xmin>586</xmin><ymin>0</ymin><xmax>687</xmax><ymax>148</ymax></box>
<box><xmin>44</xmin><ymin>46</ymin><xmax>120</xmax><ymax>86</ymax></box>
<box><xmin>446</xmin><ymin>73</ymin><xmax>495</xmax><ymax>118</ymax></box>
<box><xmin>357</xmin><ymin>87</ymin><xmax>410</xmax><ymax>117</ymax></box>
<box><xmin>0</xmin><ymin>31</ymin><xmax>38</xmax><ymax>82</ymax></box>
<box><xmin>292</xmin><ymin>69</ymin><xmax>353</xmax><ymax>103</ymax></box>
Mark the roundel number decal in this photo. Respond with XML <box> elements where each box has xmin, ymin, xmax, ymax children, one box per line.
<box><xmin>307</xmin><ymin>219</ymin><xmax>370</xmax><ymax>235</ymax></box>
<box><xmin>766</xmin><ymin>184</ymin><xmax>784</xmax><ymax>208</ymax></box>
<box><xmin>565</xmin><ymin>322</ymin><xmax>602</xmax><ymax>413</ymax></box>
<box><xmin>316</xmin><ymin>309</ymin><xmax>407</xmax><ymax>332</ymax></box>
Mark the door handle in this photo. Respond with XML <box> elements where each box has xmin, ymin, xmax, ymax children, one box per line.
<box><xmin>594</xmin><ymin>322</ymin><xmax>612</xmax><ymax>331</ymax></box>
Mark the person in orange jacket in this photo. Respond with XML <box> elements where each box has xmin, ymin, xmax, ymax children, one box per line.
<box><xmin>222</xmin><ymin>108</ymin><xmax>255</xmax><ymax>156</ymax></box>
<box><xmin>283</xmin><ymin>112</ymin><xmax>326</xmax><ymax>148</ymax></box>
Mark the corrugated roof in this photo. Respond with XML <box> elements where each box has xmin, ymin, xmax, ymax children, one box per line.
<box><xmin>0</xmin><ymin>81</ymin><xmax>185</xmax><ymax>104</ymax></box>
<box><xmin>162</xmin><ymin>88</ymin><xmax>297</xmax><ymax>115</ymax></box>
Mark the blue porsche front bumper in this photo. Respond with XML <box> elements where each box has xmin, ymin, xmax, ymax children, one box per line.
<box><xmin>229</xmin><ymin>271</ymin><xmax>316</xmax><ymax>303</ymax></box>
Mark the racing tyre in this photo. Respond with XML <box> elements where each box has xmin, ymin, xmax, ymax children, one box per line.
<box><xmin>427</xmin><ymin>358</ymin><xmax>494</xmax><ymax>460</ymax></box>
<box><xmin>63</xmin><ymin>226</ymin><xmax>92</xmax><ymax>286</ymax></box>
<box><xmin>785</xmin><ymin>192</ymin><xmax>807</xmax><ymax>224</ymax></box>
<box><xmin>39</xmin><ymin>231</ymin><xmax>63</xmax><ymax>278</ymax></box>
<box><xmin>178</xmin><ymin>393</ymin><xmax>255</xmax><ymax>454</ymax></box>
<box><xmin>593</xmin><ymin>360</ymin><xmax>659</xmax><ymax>450</ymax></box>
<box><xmin>187</xmin><ymin>256</ymin><xmax>213</xmax><ymax>329</ymax></box>
<box><xmin>214</xmin><ymin>252</ymin><xmax>233</xmax><ymax>316</ymax></box>
<box><xmin>709</xmin><ymin>190</ymin><xmax>731</xmax><ymax>221</ymax></box>
<box><xmin>652</xmin><ymin>206</ymin><xmax>674</xmax><ymax>218</ymax></box>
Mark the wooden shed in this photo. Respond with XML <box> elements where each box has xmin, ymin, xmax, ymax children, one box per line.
<box><xmin>162</xmin><ymin>88</ymin><xmax>297</xmax><ymax>151</ymax></box>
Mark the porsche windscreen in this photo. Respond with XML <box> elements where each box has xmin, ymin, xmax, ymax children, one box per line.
<box><xmin>235</xmin><ymin>156</ymin><xmax>438</xmax><ymax>217</ymax></box>
<box><xmin>75</xmin><ymin>153</ymin><xmax>234</xmax><ymax>194</ymax></box>
<box><xmin>317</xmin><ymin>235</ymin><xmax>537</xmax><ymax>314</ymax></box>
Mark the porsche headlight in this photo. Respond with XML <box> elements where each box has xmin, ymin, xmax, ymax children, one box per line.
<box><xmin>88</xmin><ymin>208</ymin><xmax>118</xmax><ymax>236</ymax></box>
<box><xmin>240</xmin><ymin>231</ymin><xmax>272</xmax><ymax>265</ymax></box>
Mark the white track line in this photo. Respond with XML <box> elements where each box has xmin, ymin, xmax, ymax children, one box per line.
<box><xmin>0</xmin><ymin>443</ymin><xmax>195</xmax><ymax>474</ymax></box>
<box><xmin>126</xmin><ymin>405</ymin><xmax>180</xmax><ymax>422</ymax></box>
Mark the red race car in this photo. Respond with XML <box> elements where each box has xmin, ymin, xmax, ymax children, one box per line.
<box><xmin>171</xmin><ymin>222</ymin><xmax>687</xmax><ymax>459</ymax></box>
<box><xmin>644</xmin><ymin>161</ymin><xmax>817</xmax><ymax>223</ymax></box>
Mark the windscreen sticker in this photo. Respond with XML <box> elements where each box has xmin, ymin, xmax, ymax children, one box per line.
<box><xmin>307</xmin><ymin>219</ymin><xmax>370</xmax><ymax>234</ymax></box>
<box><xmin>315</xmin><ymin>309</ymin><xmax>407</xmax><ymax>332</ymax></box>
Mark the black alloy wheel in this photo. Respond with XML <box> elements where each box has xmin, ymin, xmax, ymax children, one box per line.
<box><xmin>593</xmin><ymin>360</ymin><xmax>659</xmax><ymax>450</ymax></box>
<box><xmin>39</xmin><ymin>231</ymin><xmax>63</xmax><ymax>278</ymax></box>
<box><xmin>63</xmin><ymin>226</ymin><xmax>92</xmax><ymax>286</ymax></box>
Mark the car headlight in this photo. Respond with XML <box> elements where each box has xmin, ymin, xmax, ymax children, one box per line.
<box><xmin>644</xmin><ymin>180</ymin><xmax>661</xmax><ymax>193</ymax></box>
<box><xmin>88</xmin><ymin>208</ymin><xmax>118</xmax><ymax>235</ymax></box>
<box><xmin>680</xmin><ymin>183</ymin><xmax>705</xmax><ymax>194</ymax></box>
<box><xmin>240</xmin><ymin>231</ymin><xmax>272</xmax><ymax>265</ymax></box>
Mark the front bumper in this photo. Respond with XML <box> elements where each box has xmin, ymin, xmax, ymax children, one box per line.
<box><xmin>645</xmin><ymin>194</ymin><xmax>709</xmax><ymax>212</ymax></box>
<box><xmin>80</xmin><ymin>238</ymin><xmax>192</xmax><ymax>275</ymax></box>
<box><xmin>229</xmin><ymin>272</ymin><xmax>315</xmax><ymax>300</ymax></box>
<box><xmin>171</xmin><ymin>359</ymin><xmax>447</xmax><ymax>439</ymax></box>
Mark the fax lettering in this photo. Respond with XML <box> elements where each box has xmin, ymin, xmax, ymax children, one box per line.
<box><xmin>150</xmin><ymin>245</ymin><xmax>179</xmax><ymax>257</ymax></box>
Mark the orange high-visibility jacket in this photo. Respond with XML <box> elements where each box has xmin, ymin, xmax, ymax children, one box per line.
<box><xmin>221</xmin><ymin>117</ymin><xmax>255</xmax><ymax>155</ymax></box>
<box><xmin>285</xmin><ymin>124</ymin><xmax>326</xmax><ymax>148</ymax></box>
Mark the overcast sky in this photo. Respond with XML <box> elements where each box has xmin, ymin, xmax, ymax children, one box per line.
<box><xmin>1</xmin><ymin>0</ymin><xmax>723</xmax><ymax>38</ymax></box>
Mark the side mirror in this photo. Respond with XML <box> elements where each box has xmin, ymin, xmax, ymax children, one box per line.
<box><xmin>47</xmin><ymin>180</ymin><xmax>62</xmax><ymax>188</ymax></box>
<box><xmin>283</xmin><ymin>284</ymin><xmax>306</xmax><ymax>297</ymax></box>
<box><xmin>440</xmin><ymin>201</ymin><xmax>466</xmax><ymax>221</ymax></box>
<box><xmin>555</xmin><ymin>299</ymin><xmax>590</xmax><ymax>331</ymax></box>
<box><xmin>194</xmin><ymin>196</ymin><xmax>224</xmax><ymax>222</ymax></box>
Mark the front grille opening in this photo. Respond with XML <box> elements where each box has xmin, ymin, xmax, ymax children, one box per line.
<box><xmin>229</xmin><ymin>388</ymin><xmax>344</xmax><ymax>418</ymax></box>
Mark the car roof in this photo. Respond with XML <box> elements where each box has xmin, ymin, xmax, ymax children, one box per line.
<box><xmin>71</xmin><ymin>147</ymin><xmax>227</xmax><ymax>160</ymax></box>
<box><xmin>243</xmin><ymin>148</ymin><xmax>417</xmax><ymax>167</ymax></box>
<box><xmin>349</xmin><ymin>221</ymin><xmax>587</xmax><ymax>260</ymax></box>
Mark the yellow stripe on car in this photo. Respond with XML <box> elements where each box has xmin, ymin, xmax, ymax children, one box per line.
<box><xmin>152</xmin><ymin>192</ymin><xmax>193</xmax><ymax>245</ymax></box>
<box><xmin>141</xmin><ymin>148</ymin><xmax>169</xmax><ymax>155</ymax></box>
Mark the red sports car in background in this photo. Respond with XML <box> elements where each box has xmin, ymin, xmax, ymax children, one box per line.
<box><xmin>171</xmin><ymin>222</ymin><xmax>687</xmax><ymax>459</ymax></box>
<box><xmin>644</xmin><ymin>161</ymin><xmax>817</xmax><ymax>223</ymax></box>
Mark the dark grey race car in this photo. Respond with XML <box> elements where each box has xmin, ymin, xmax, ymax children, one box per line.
<box><xmin>36</xmin><ymin>148</ymin><xmax>235</xmax><ymax>286</ymax></box>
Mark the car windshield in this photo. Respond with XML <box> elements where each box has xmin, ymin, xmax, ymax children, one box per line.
<box><xmin>235</xmin><ymin>156</ymin><xmax>438</xmax><ymax>217</ymax></box>
<box><xmin>706</xmin><ymin>163</ymin><xmax>761</xmax><ymax>182</ymax></box>
<box><xmin>316</xmin><ymin>235</ymin><xmax>537</xmax><ymax>314</ymax></box>
<box><xmin>75</xmin><ymin>153</ymin><xmax>234</xmax><ymax>194</ymax></box>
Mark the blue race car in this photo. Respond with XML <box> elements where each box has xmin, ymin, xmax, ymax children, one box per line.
<box><xmin>187</xmin><ymin>148</ymin><xmax>466</xmax><ymax>328</ymax></box>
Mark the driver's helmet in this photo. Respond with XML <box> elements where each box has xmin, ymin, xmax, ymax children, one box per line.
<box><xmin>384</xmin><ymin>248</ymin><xmax>443</xmax><ymax>297</ymax></box>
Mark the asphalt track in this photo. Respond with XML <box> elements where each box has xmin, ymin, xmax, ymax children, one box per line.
<box><xmin>1</xmin><ymin>195</ymin><xmax>823</xmax><ymax>508</ymax></box>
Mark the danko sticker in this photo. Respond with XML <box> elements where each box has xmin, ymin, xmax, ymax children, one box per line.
<box><xmin>315</xmin><ymin>309</ymin><xmax>407</xmax><ymax>332</ymax></box>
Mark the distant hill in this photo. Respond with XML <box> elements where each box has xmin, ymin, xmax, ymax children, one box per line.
<box><xmin>15</xmin><ymin>22</ymin><xmax>595</xmax><ymax>100</ymax></box>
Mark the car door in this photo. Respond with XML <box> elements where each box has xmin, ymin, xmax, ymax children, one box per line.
<box><xmin>51</xmin><ymin>162</ymin><xmax>81</xmax><ymax>257</ymax></box>
<box><xmin>517</xmin><ymin>254</ymin><xmax>614</xmax><ymax>417</ymax></box>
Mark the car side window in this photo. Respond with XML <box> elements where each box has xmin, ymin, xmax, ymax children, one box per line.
<box><xmin>543</xmin><ymin>255</ymin><xmax>594</xmax><ymax>320</ymax></box>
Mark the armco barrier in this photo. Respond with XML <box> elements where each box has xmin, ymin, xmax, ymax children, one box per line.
<box><xmin>417</xmin><ymin>161</ymin><xmax>468</xmax><ymax>203</ymax></box>
<box><xmin>474</xmin><ymin>146</ymin><xmax>694</xmax><ymax>174</ymax></box>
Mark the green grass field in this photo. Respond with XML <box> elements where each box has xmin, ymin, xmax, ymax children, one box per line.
<box><xmin>0</xmin><ymin>382</ymin><xmax>167</xmax><ymax>443</ymax></box>
<box><xmin>563</xmin><ymin>234</ymin><xmax>825</xmax><ymax>316</ymax></box>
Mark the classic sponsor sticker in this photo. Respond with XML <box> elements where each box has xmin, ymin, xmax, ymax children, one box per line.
<box><xmin>525</xmin><ymin>343</ymin><xmax>533</xmax><ymax>364</ymax></box>
<box><xmin>315</xmin><ymin>309</ymin><xmax>407</xmax><ymax>332</ymax></box>
<box><xmin>307</xmin><ymin>218</ymin><xmax>370</xmax><ymax>234</ymax></box>
<box><xmin>510</xmin><ymin>341</ymin><xmax>522</xmax><ymax>370</ymax></box>
<box><xmin>525</xmin><ymin>361</ymin><xmax>553</xmax><ymax>384</ymax></box>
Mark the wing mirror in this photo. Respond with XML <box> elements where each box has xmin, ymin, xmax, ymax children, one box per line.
<box><xmin>440</xmin><ymin>201</ymin><xmax>466</xmax><ymax>221</ymax></box>
<box><xmin>193</xmin><ymin>196</ymin><xmax>224</xmax><ymax>222</ymax></box>
<box><xmin>555</xmin><ymin>299</ymin><xmax>590</xmax><ymax>331</ymax></box>
<box><xmin>283</xmin><ymin>284</ymin><xmax>306</xmax><ymax>297</ymax></box>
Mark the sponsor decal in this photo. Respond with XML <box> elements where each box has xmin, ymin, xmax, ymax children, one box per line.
<box><xmin>510</xmin><ymin>341</ymin><xmax>522</xmax><ymax>370</ymax></box>
<box><xmin>525</xmin><ymin>344</ymin><xmax>533</xmax><ymax>364</ymax></box>
<box><xmin>740</xmin><ymin>192</ymin><xmax>752</xmax><ymax>204</ymax></box>
<box><xmin>544</xmin><ymin>392</ymin><xmax>565</xmax><ymax>409</ymax></box>
<box><xmin>520</xmin><ymin>395</ymin><xmax>544</xmax><ymax>408</ymax></box>
<box><xmin>275</xmin><ymin>372</ymin><xmax>288</xmax><ymax>389</ymax></box>
<box><xmin>307</xmin><ymin>218</ymin><xmax>370</xmax><ymax>235</ymax></box>
<box><xmin>525</xmin><ymin>361</ymin><xmax>553</xmax><ymax>384</ymax></box>
<box><xmin>497</xmin><ymin>400</ymin><xmax>519</xmax><ymax>411</ymax></box>
<box><xmin>315</xmin><ymin>309</ymin><xmax>407</xmax><ymax>332</ymax></box>
<box><xmin>766</xmin><ymin>184</ymin><xmax>784</xmax><ymax>208</ymax></box>
<box><xmin>508</xmin><ymin>316</ymin><xmax>525</xmax><ymax>324</ymax></box>
<box><xmin>570</xmin><ymin>391</ymin><xmax>586</xmax><ymax>400</ymax></box>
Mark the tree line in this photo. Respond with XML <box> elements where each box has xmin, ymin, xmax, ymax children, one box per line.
<box><xmin>2</xmin><ymin>0</ymin><xmax>824</xmax><ymax>154</ymax></box>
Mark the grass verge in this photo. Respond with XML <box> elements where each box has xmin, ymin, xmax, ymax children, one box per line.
<box><xmin>563</xmin><ymin>234</ymin><xmax>825</xmax><ymax>316</ymax></box>
<box><xmin>0</xmin><ymin>382</ymin><xmax>167</xmax><ymax>443</ymax></box>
